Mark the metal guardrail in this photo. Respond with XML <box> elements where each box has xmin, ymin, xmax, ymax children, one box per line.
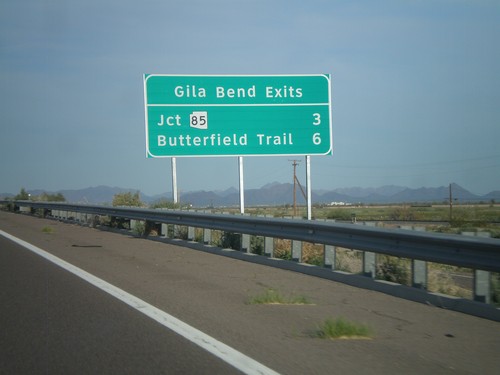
<box><xmin>3</xmin><ymin>200</ymin><xmax>500</xmax><ymax>273</ymax></box>
<box><xmin>2</xmin><ymin>199</ymin><xmax>500</xmax><ymax>321</ymax></box>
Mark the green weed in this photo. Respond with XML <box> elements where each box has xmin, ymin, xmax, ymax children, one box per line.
<box><xmin>41</xmin><ymin>226</ymin><xmax>54</xmax><ymax>234</ymax></box>
<box><xmin>315</xmin><ymin>317</ymin><xmax>372</xmax><ymax>340</ymax></box>
<box><xmin>248</xmin><ymin>288</ymin><xmax>311</xmax><ymax>305</ymax></box>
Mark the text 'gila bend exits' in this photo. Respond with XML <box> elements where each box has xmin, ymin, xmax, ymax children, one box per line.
<box><xmin>143</xmin><ymin>74</ymin><xmax>333</xmax><ymax>157</ymax></box>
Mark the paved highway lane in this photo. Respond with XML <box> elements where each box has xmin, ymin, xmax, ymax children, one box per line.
<box><xmin>1</xmin><ymin>211</ymin><xmax>500</xmax><ymax>374</ymax></box>
<box><xmin>0</xmin><ymin>235</ymin><xmax>254</xmax><ymax>374</ymax></box>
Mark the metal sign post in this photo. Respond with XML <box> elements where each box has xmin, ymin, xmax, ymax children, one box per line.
<box><xmin>171</xmin><ymin>157</ymin><xmax>178</xmax><ymax>204</ymax></box>
<box><xmin>306</xmin><ymin>156</ymin><xmax>312</xmax><ymax>220</ymax></box>
<box><xmin>238</xmin><ymin>156</ymin><xmax>244</xmax><ymax>214</ymax></box>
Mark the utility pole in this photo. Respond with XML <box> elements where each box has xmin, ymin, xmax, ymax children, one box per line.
<box><xmin>291</xmin><ymin>160</ymin><xmax>299</xmax><ymax>216</ymax></box>
<box><xmin>289</xmin><ymin>160</ymin><xmax>307</xmax><ymax>217</ymax></box>
<box><xmin>449</xmin><ymin>183</ymin><xmax>453</xmax><ymax>223</ymax></box>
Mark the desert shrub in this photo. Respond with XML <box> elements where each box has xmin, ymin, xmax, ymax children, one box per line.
<box><xmin>327</xmin><ymin>209</ymin><xmax>352</xmax><ymax>221</ymax></box>
<box><xmin>37</xmin><ymin>192</ymin><xmax>66</xmax><ymax>202</ymax></box>
<box><xmin>389</xmin><ymin>206</ymin><xmax>415</xmax><ymax>221</ymax></box>
<box><xmin>427</xmin><ymin>264</ymin><xmax>472</xmax><ymax>299</ymax></box>
<box><xmin>109</xmin><ymin>216</ymin><xmax>129</xmax><ymax>229</ymax></box>
<box><xmin>132</xmin><ymin>221</ymin><xmax>146</xmax><ymax>236</ymax></box>
<box><xmin>376</xmin><ymin>255</ymin><xmax>411</xmax><ymax>285</ymax></box>
<box><xmin>15</xmin><ymin>188</ymin><xmax>30</xmax><ymax>200</ymax></box>
<box><xmin>274</xmin><ymin>239</ymin><xmax>292</xmax><ymax>260</ymax></box>
<box><xmin>220</xmin><ymin>231</ymin><xmax>240</xmax><ymax>250</ymax></box>
<box><xmin>194</xmin><ymin>228</ymin><xmax>203</xmax><ymax>242</ymax></box>
<box><xmin>99</xmin><ymin>215</ymin><xmax>112</xmax><ymax>226</ymax></box>
<box><xmin>335</xmin><ymin>248</ymin><xmax>362</xmax><ymax>273</ymax></box>
<box><xmin>174</xmin><ymin>225</ymin><xmax>188</xmax><ymax>240</ymax></box>
<box><xmin>112</xmin><ymin>191</ymin><xmax>143</xmax><ymax>207</ymax></box>
<box><xmin>250</xmin><ymin>236</ymin><xmax>264</xmax><ymax>255</ymax></box>
<box><xmin>150</xmin><ymin>198</ymin><xmax>181</xmax><ymax>210</ymax></box>
<box><xmin>302</xmin><ymin>242</ymin><xmax>324</xmax><ymax>266</ymax></box>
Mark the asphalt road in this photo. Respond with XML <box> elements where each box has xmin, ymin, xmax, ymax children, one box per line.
<box><xmin>0</xmin><ymin>235</ymin><xmax>240</xmax><ymax>375</ymax></box>
<box><xmin>1</xmin><ymin>211</ymin><xmax>499</xmax><ymax>374</ymax></box>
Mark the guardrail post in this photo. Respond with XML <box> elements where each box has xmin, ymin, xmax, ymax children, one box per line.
<box><xmin>323</xmin><ymin>219</ymin><xmax>336</xmax><ymax>269</ymax></box>
<box><xmin>414</xmin><ymin>227</ymin><xmax>428</xmax><ymax>289</ymax></box>
<box><xmin>188</xmin><ymin>226</ymin><xmax>195</xmax><ymax>241</ymax></box>
<box><xmin>363</xmin><ymin>252</ymin><xmax>376</xmax><ymax>278</ymax></box>
<box><xmin>203</xmin><ymin>228</ymin><xmax>212</xmax><ymax>245</ymax></box>
<box><xmin>360</xmin><ymin>222</ymin><xmax>376</xmax><ymax>278</ymax></box>
<box><xmin>412</xmin><ymin>260</ymin><xmax>427</xmax><ymax>289</ymax></box>
<box><xmin>130</xmin><ymin>219</ymin><xmax>137</xmax><ymax>233</ymax></box>
<box><xmin>292</xmin><ymin>240</ymin><xmax>302</xmax><ymax>262</ymax></box>
<box><xmin>241</xmin><ymin>233</ymin><xmax>250</xmax><ymax>252</ymax></box>
<box><xmin>324</xmin><ymin>245</ymin><xmax>335</xmax><ymax>269</ymax></box>
<box><xmin>474</xmin><ymin>270</ymin><xmax>491</xmax><ymax>304</ymax></box>
<box><xmin>91</xmin><ymin>215</ymin><xmax>99</xmax><ymax>228</ymax></box>
<box><xmin>461</xmin><ymin>231</ymin><xmax>491</xmax><ymax>303</ymax></box>
<box><xmin>260</xmin><ymin>215</ymin><xmax>274</xmax><ymax>257</ymax></box>
<box><xmin>161</xmin><ymin>223</ymin><xmax>168</xmax><ymax>238</ymax></box>
<box><xmin>400</xmin><ymin>226</ymin><xmax>428</xmax><ymax>289</ymax></box>
<box><xmin>264</xmin><ymin>237</ymin><xmax>274</xmax><ymax>257</ymax></box>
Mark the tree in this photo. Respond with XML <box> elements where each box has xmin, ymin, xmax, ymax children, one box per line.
<box><xmin>39</xmin><ymin>192</ymin><xmax>66</xmax><ymax>202</ymax></box>
<box><xmin>54</xmin><ymin>193</ymin><xmax>66</xmax><ymax>202</ymax></box>
<box><xmin>112</xmin><ymin>191</ymin><xmax>143</xmax><ymax>207</ymax></box>
<box><xmin>150</xmin><ymin>198</ymin><xmax>180</xmax><ymax>210</ymax></box>
<box><xmin>15</xmin><ymin>188</ymin><xmax>30</xmax><ymax>200</ymax></box>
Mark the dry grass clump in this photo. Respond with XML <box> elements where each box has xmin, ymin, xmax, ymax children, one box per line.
<box><xmin>427</xmin><ymin>264</ymin><xmax>473</xmax><ymax>299</ymax></box>
<box><xmin>274</xmin><ymin>238</ymin><xmax>292</xmax><ymax>260</ymax></box>
<box><xmin>376</xmin><ymin>255</ymin><xmax>411</xmax><ymax>286</ymax></box>
<box><xmin>302</xmin><ymin>243</ymin><xmax>324</xmax><ymax>266</ymax></box>
<box><xmin>335</xmin><ymin>248</ymin><xmax>363</xmax><ymax>273</ymax></box>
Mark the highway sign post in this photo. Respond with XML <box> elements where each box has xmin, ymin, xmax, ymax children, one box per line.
<box><xmin>143</xmin><ymin>74</ymin><xmax>332</xmax><ymax>157</ymax></box>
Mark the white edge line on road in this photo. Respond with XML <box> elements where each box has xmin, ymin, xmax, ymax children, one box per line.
<box><xmin>0</xmin><ymin>229</ymin><xmax>280</xmax><ymax>375</ymax></box>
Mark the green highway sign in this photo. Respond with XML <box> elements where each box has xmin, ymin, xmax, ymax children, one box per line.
<box><xmin>143</xmin><ymin>74</ymin><xmax>332</xmax><ymax>157</ymax></box>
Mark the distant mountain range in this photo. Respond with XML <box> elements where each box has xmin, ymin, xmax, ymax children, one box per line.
<box><xmin>2</xmin><ymin>183</ymin><xmax>499</xmax><ymax>207</ymax></box>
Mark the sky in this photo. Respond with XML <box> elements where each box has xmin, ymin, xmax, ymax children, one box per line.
<box><xmin>1</xmin><ymin>0</ymin><xmax>499</xmax><ymax>197</ymax></box>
